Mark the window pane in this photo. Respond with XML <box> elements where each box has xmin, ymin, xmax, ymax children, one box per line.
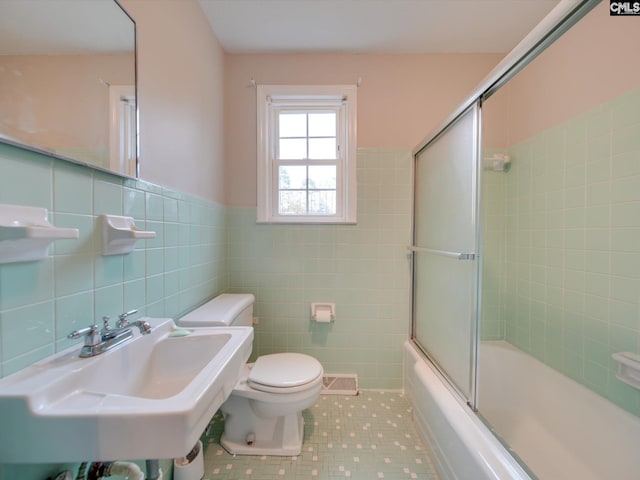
<box><xmin>279</xmin><ymin>165</ymin><xmax>307</xmax><ymax>189</ymax></box>
<box><xmin>279</xmin><ymin>190</ymin><xmax>307</xmax><ymax>215</ymax></box>
<box><xmin>308</xmin><ymin>165</ymin><xmax>336</xmax><ymax>189</ymax></box>
<box><xmin>309</xmin><ymin>113</ymin><xmax>336</xmax><ymax>137</ymax></box>
<box><xmin>309</xmin><ymin>191</ymin><xmax>336</xmax><ymax>215</ymax></box>
<box><xmin>279</xmin><ymin>113</ymin><xmax>307</xmax><ymax>137</ymax></box>
<box><xmin>279</xmin><ymin>138</ymin><xmax>307</xmax><ymax>159</ymax></box>
<box><xmin>309</xmin><ymin>138</ymin><xmax>336</xmax><ymax>159</ymax></box>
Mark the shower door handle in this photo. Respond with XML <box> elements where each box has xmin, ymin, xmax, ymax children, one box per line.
<box><xmin>407</xmin><ymin>245</ymin><xmax>476</xmax><ymax>261</ymax></box>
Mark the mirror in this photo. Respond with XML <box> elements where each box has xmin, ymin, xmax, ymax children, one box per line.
<box><xmin>0</xmin><ymin>0</ymin><xmax>137</xmax><ymax>177</ymax></box>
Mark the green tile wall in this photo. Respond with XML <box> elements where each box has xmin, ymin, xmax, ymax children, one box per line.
<box><xmin>227</xmin><ymin>148</ymin><xmax>413</xmax><ymax>390</ymax></box>
<box><xmin>0</xmin><ymin>144</ymin><xmax>411</xmax><ymax>478</ymax></box>
<box><xmin>0</xmin><ymin>142</ymin><xmax>228</xmax><ymax>378</ymax></box>
<box><xmin>482</xmin><ymin>86</ymin><xmax>640</xmax><ymax>416</ymax></box>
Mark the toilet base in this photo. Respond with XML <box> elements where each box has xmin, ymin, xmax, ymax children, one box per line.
<box><xmin>220</xmin><ymin>410</ymin><xmax>304</xmax><ymax>456</ymax></box>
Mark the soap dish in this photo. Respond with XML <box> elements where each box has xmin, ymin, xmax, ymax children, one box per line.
<box><xmin>0</xmin><ymin>203</ymin><xmax>79</xmax><ymax>263</ymax></box>
<box><xmin>612</xmin><ymin>352</ymin><xmax>640</xmax><ymax>390</ymax></box>
<box><xmin>100</xmin><ymin>214</ymin><xmax>156</xmax><ymax>255</ymax></box>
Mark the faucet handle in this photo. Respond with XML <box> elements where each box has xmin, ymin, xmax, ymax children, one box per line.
<box><xmin>117</xmin><ymin>309</ymin><xmax>138</xmax><ymax>326</ymax></box>
<box><xmin>67</xmin><ymin>324</ymin><xmax>101</xmax><ymax>347</ymax></box>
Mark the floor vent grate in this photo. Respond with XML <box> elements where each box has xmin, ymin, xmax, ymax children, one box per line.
<box><xmin>322</xmin><ymin>374</ymin><xmax>358</xmax><ymax>395</ymax></box>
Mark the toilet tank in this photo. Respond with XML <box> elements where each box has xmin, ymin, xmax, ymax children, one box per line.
<box><xmin>179</xmin><ymin>293</ymin><xmax>255</xmax><ymax>327</ymax></box>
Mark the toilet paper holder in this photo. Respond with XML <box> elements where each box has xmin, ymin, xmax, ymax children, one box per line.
<box><xmin>311</xmin><ymin>303</ymin><xmax>335</xmax><ymax>322</ymax></box>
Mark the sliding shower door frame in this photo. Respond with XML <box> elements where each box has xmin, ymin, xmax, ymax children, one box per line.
<box><xmin>409</xmin><ymin>0</ymin><xmax>601</xmax><ymax>412</ymax></box>
<box><xmin>410</xmin><ymin>100</ymin><xmax>483</xmax><ymax>409</ymax></box>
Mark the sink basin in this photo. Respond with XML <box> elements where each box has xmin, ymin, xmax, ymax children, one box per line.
<box><xmin>0</xmin><ymin>318</ymin><xmax>253</xmax><ymax>462</ymax></box>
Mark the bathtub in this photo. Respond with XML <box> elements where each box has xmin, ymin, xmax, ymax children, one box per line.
<box><xmin>404</xmin><ymin>340</ymin><xmax>640</xmax><ymax>480</ymax></box>
<box><xmin>404</xmin><ymin>341</ymin><xmax>530</xmax><ymax>480</ymax></box>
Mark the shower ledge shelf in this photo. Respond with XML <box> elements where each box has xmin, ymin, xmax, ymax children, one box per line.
<box><xmin>612</xmin><ymin>352</ymin><xmax>640</xmax><ymax>390</ymax></box>
<box><xmin>0</xmin><ymin>204</ymin><xmax>79</xmax><ymax>264</ymax></box>
<box><xmin>100</xmin><ymin>214</ymin><xmax>156</xmax><ymax>255</ymax></box>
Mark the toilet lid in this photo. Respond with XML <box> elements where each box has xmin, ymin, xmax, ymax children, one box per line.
<box><xmin>248</xmin><ymin>353</ymin><xmax>323</xmax><ymax>392</ymax></box>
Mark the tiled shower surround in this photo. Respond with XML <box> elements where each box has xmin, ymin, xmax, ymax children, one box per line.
<box><xmin>481</xmin><ymin>86</ymin><xmax>640</xmax><ymax>416</ymax></box>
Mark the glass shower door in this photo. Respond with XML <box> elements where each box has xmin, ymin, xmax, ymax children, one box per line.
<box><xmin>411</xmin><ymin>102</ymin><xmax>480</xmax><ymax>400</ymax></box>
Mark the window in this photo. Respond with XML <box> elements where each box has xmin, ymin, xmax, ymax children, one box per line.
<box><xmin>108</xmin><ymin>84</ymin><xmax>137</xmax><ymax>177</ymax></box>
<box><xmin>257</xmin><ymin>85</ymin><xmax>357</xmax><ymax>223</ymax></box>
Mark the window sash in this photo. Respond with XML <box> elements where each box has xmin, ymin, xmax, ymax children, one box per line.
<box><xmin>271</xmin><ymin>105</ymin><xmax>345</xmax><ymax>218</ymax></box>
<box><xmin>274</xmin><ymin>107</ymin><xmax>342</xmax><ymax>161</ymax></box>
<box><xmin>273</xmin><ymin>159</ymin><xmax>342</xmax><ymax>217</ymax></box>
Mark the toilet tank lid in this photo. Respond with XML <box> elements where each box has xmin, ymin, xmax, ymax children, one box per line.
<box><xmin>179</xmin><ymin>293</ymin><xmax>255</xmax><ymax>327</ymax></box>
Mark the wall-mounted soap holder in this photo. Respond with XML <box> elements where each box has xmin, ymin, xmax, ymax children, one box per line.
<box><xmin>612</xmin><ymin>352</ymin><xmax>640</xmax><ymax>390</ymax></box>
<box><xmin>100</xmin><ymin>214</ymin><xmax>156</xmax><ymax>256</ymax></box>
<box><xmin>0</xmin><ymin>203</ymin><xmax>79</xmax><ymax>264</ymax></box>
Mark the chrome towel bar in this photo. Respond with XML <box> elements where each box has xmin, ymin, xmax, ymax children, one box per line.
<box><xmin>407</xmin><ymin>246</ymin><xmax>475</xmax><ymax>261</ymax></box>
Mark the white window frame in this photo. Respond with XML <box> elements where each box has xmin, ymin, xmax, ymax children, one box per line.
<box><xmin>257</xmin><ymin>84</ymin><xmax>357</xmax><ymax>224</ymax></box>
<box><xmin>108</xmin><ymin>84</ymin><xmax>137</xmax><ymax>177</ymax></box>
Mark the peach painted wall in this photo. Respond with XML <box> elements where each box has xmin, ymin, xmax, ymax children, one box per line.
<box><xmin>502</xmin><ymin>2</ymin><xmax>640</xmax><ymax>145</ymax></box>
<box><xmin>0</xmin><ymin>54</ymin><xmax>133</xmax><ymax>168</ymax></box>
<box><xmin>119</xmin><ymin>0</ymin><xmax>226</xmax><ymax>203</ymax></box>
<box><xmin>224</xmin><ymin>53</ymin><xmax>503</xmax><ymax>206</ymax></box>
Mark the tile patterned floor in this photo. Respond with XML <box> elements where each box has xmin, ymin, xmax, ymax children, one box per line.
<box><xmin>200</xmin><ymin>391</ymin><xmax>439</xmax><ymax>480</ymax></box>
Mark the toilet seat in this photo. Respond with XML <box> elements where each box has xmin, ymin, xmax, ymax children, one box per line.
<box><xmin>248</xmin><ymin>353</ymin><xmax>323</xmax><ymax>393</ymax></box>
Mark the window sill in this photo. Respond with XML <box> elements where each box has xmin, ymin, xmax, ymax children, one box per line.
<box><xmin>256</xmin><ymin>217</ymin><xmax>357</xmax><ymax>225</ymax></box>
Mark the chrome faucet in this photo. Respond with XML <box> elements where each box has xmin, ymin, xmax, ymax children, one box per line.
<box><xmin>68</xmin><ymin>309</ymin><xmax>151</xmax><ymax>358</ymax></box>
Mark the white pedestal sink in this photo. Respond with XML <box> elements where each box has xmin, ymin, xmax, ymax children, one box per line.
<box><xmin>0</xmin><ymin>317</ymin><xmax>253</xmax><ymax>463</ymax></box>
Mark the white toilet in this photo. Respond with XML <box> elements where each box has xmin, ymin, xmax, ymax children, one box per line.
<box><xmin>179</xmin><ymin>293</ymin><xmax>324</xmax><ymax>456</ymax></box>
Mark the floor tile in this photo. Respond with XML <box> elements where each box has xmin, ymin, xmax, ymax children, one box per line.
<box><xmin>201</xmin><ymin>391</ymin><xmax>439</xmax><ymax>480</ymax></box>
